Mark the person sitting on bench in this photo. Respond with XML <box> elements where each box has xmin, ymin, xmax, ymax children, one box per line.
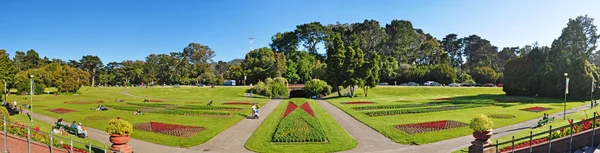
<box><xmin>133</xmin><ymin>109</ymin><xmax>143</xmax><ymax>115</ymax></box>
<box><xmin>77</xmin><ymin>123</ymin><xmax>87</xmax><ymax>138</ymax></box>
<box><xmin>70</xmin><ymin>121</ymin><xmax>77</xmax><ymax>130</ymax></box>
<box><xmin>542</xmin><ymin>113</ymin><xmax>547</xmax><ymax>120</ymax></box>
<box><xmin>57</xmin><ymin>118</ymin><xmax>64</xmax><ymax>125</ymax></box>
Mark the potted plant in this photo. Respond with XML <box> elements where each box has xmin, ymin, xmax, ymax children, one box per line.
<box><xmin>470</xmin><ymin>114</ymin><xmax>494</xmax><ymax>142</ymax></box>
<box><xmin>106</xmin><ymin>119</ymin><xmax>133</xmax><ymax>153</ymax></box>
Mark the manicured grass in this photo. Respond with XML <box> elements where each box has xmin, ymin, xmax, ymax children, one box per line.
<box><xmin>7</xmin><ymin>114</ymin><xmax>106</xmax><ymax>152</ymax></box>
<box><xmin>245</xmin><ymin>98</ymin><xmax>357</xmax><ymax>153</ymax></box>
<box><xmin>7</xmin><ymin>86</ymin><xmax>270</xmax><ymax>147</ymax></box>
<box><xmin>326</xmin><ymin>86</ymin><xmax>586</xmax><ymax>145</ymax></box>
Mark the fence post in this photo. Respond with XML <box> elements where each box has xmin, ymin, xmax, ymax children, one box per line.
<box><xmin>104</xmin><ymin>144</ymin><xmax>107</xmax><ymax>153</ymax></box>
<box><xmin>481</xmin><ymin>141</ymin><xmax>484</xmax><ymax>153</ymax></box>
<box><xmin>88</xmin><ymin>140</ymin><xmax>92</xmax><ymax>152</ymax></box>
<box><xmin>593</xmin><ymin>113</ymin><xmax>597</xmax><ymax>148</ymax></box>
<box><xmin>27</xmin><ymin>124</ymin><xmax>30</xmax><ymax>153</ymax></box>
<box><xmin>496</xmin><ymin>140</ymin><xmax>499</xmax><ymax>153</ymax></box>
<box><xmin>3</xmin><ymin>116</ymin><xmax>7</xmax><ymax>153</ymax></box>
<box><xmin>70</xmin><ymin>135</ymin><xmax>73</xmax><ymax>153</ymax></box>
<box><xmin>570</xmin><ymin>121</ymin><xmax>573</xmax><ymax>153</ymax></box>
<box><xmin>511</xmin><ymin>136</ymin><xmax>515</xmax><ymax>153</ymax></box>
<box><xmin>49</xmin><ymin>129</ymin><xmax>53</xmax><ymax>153</ymax></box>
<box><xmin>548</xmin><ymin>125</ymin><xmax>552</xmax><ymax>153</ymax></box>
<box><xmin>529</xmin><ymin>131</ymin><xmax>533</xmax><ymax>153</ymax></box>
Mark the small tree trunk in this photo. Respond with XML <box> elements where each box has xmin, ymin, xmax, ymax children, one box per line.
<box><xmin>364</xmin><ymin>88</ymin><xmax>368</xmax><ymax>97</ymax></box>
<box><xmin>337</xmin><ymin>86</ymin><xmax>342</xmax><ymax>97</ymax></box>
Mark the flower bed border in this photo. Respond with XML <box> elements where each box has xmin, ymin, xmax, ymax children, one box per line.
<box><xmin>393</xmin><ymin>120</ymin><xmax>468</xmax><ymax>135</ymax></box>
<box><xmin>133</xmin><ymin>122</ymin><xmax>205</xmax><ymax>138</ymax></box>
<box><xmin>63</xmin><ymin>100</ymin><xmax>104</xmax><ymax>104</ymax></box>
<box><xmin>47</xmin><ymin>108</ymin><xmax>78</xmax><ymax>114</ymax></box>
<box><xmin>223</xmin><ymin>102</ymin><xmax>253</xmax><ymax>105</ymax></box>
<box><xmin>519</xmin><ymin>106</ymin><xmax>551</xmax><ymax>112</ymax></box>
<box><xmin>341</xmin><ymin>101</ymin><xmax>375</xmax><ymax>105</ymax></box>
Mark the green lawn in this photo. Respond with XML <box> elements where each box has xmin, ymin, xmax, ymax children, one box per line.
<box><xmin>7</xmin><ymin>86</ymin><xmax>270</xmax><ymax>147</ymax></box>
<box><xmin>245</xmin><ymin>98</ymin><xmax>357</xmax><ymax>153</ymax></box>
<box><xmin>7</xmin><ymin>114</ymin><xmax>107</xmax><ymax>152</ymax></box>
<box><xmin>326</xmin><ymin>86</ymin><xmax>586</xmax><ymax>145</ymax></box>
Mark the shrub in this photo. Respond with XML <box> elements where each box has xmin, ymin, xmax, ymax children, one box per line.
<box><xmin>0</xmin><ymin>107</ymin><xmax>10</xmax><ymax>124</ymax></box>
<box><xmin>429</xmin><ymin>64</ymin><xmax>457</xmax><ymax>84</ymax></box>
<box><xmin>106</xmin><ymin>119</ymin><xmax>133</xmax><ymax>135</ymax></box>
<box><xmin>252</xmin><ymin>81</ymin><xmax>267</xmax><ymax>95</ymax></box>
<box><xmin>274</xmin><ymin>77</ymin><xmax>288</xmax><ymax>85</ymax></box>
<box><xmin>469</xmin><ymin>114</ymin><xmax>493</xmax><ymax>132</ymax></box>
<box><xmin>304</xmin><ymin>79</ymin><xmax>332</xmax><ymax>96</ymax></box>
<box><xmin>463</xmin><ymin>79</ymin><xmax>476</xmax><ymax>84</ymax></box>
<box><xmin>270</xmin><ymin>82</ymin><xmax>289</xmax><ymax>98</ymax></box>
<box><xmin>264</xmin><ymin>78</ymin><xmax>274</xmax><ymax>85</ymax></box>
<box><xmin>471</xmin><ymin>66</ymin><xmax>498</xmax><ymax>83</ymax></box>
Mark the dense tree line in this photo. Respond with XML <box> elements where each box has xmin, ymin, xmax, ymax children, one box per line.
<box><xmin>504</xmin><ymin>15</ymin><xmax>600</xmax><ymax>100</ymax></box>
<box><xmin>1</xmin><ymin>15</ymin><xmax>597</xmax><ymax>99</ymax></box>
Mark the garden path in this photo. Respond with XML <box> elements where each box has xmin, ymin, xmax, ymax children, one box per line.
<box><xmin>21</xmin><ymin>109</ymin><xmax>194</xmax><ymax>153</ymax></box>
<box><xmin>189</xmin><ymin>99</ymin><xmax>282</xmax><ymax>152</ymax></box>
<box><xmin>318</xmin><ymin>100</ymin><xmax>590</xmax><ymax>153</ymax></box>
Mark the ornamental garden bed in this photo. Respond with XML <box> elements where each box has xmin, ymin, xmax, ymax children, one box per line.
<box><xmin>223</xmin><ymin>102</ymin><xmax>253</xmax><ymax>105</ymax></box>
<box><xmin>519</xmin><ymin>106</ymin><xmax>551</xmax><ymax>112</ymax></box>
<box><xmin>341</xmin><ymin>101</ymin><xmax>375</xmax><ymax>105</ymax></box>
<box><xmin>63</xmin><ymin>100</ymin><xmax>104</xmax><ymax>104</ymax></box>
<box><xmin>363</xmin><ymin>104</ymin><xmax>490</xmax><ymax>116</ymax></box>
<box><xmin>394</xmin><ymin>120</ymin><xmax>468</xmax><ymax>135</ymax></box>
<box><xmin>83</xmin><ymin>116</ymin><xmax>112</xmax><ymax>121</ymax></box>
<box><xmin>126</xmin><ymin>103</ymin><xmax>242</xmax><ymax>111</ymax></box>
<box><xmin>105</xmin><ymin>105</ymin><xmax>231</xmax><ymax>117</ymax></box>
<box><xmin>272</xmin><ymin>101</ymin><xmax>326</xmax><ymax>143</ymax></box>
<box><xmin>143</xmin><ymin>99</ymin><xmax>164</xmax><ymax>102</ymax></box>
<box><xmin>47</xmin><ymin>108</ymin><xmax>77</xmax><ymax>114</ymax></box>
<box><xmin>184</xmin><ymin>102</ymin><xmax>202</xmax><ymax>104</ymax></box>
<box><xmin>353</xmin><ymin>103</ymin><xmax>440</xmax><ymax>110</ymax></box>
<box><xmin>134</xmin><ymin>122</ymin><xmax>205</xmax><ymax>138</ymax></box>
<box><xmin>488</xmin><ymin>114</ymin><xmax>516</xmax><ymax>119</ymax></box>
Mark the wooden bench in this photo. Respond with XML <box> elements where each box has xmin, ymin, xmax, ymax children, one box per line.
<box><xmin>536</xmin><ymin>117</ymin><xmax>555</xmax><ymax>127</ymax></box>
<box><xmin>53</xmin><ymin>122</ymin><xmax>85</xmax><ymax>138</ymax></box>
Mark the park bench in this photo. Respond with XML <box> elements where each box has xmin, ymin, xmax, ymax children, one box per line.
<box><xmin>53</xmin><ymin>122</ymin><xmax>85</xmax><ymax>138</ymax></box>
<box><xmin>536</xmin><ymin>117</ymin><xmax>555</xmax><ymax>127</ymax></box>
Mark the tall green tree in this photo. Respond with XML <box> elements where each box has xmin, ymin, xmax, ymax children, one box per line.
<box><xmin>0</xmin><ymin>49</ymin><xmax>17</xmax><ymax>93</ymax></box>
<box><xmin>79</xmin><ymin>55</ymin><xmax>103</xmax><ymax>86</ymax></box>
<box><xmin>325</xmin><ymin>33</ymin><xmax>346</xmax><ymax>96</ymax></box>
<box><xmin>442</xmin><ymin>34</ymin><xmax>463</xmax><ymax>68</ymax></box>
<box><xmin>13</xmin><ymin>51</ymin><xmax>25</xmax><ymax>71</ymax></box>
<box><xmin>23</xmin><ymin>49</ymin><xmax>43</xmax><ymax>70</ymax></box>
<box><xmin>242</xmin><ymin>47</ymin><xmax>284</xmax><ymax>84</ymax></box>
<box><xmin>296</xmin><ymin>22</ymin><xmax>327</xmax><ymax>57</ymax></box>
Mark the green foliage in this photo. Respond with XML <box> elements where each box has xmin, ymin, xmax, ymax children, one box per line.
<box><xmin>429</xmin><ymin>64</ymin><xmax>457</xmax><ymax>84</ymax></box>
<box><xmin>106</xmin><ymin>119</ymin><xmax>133</xmax><ymax>135</ymax></box>
<box><xmin>352</xmin><ymin>103</ymin><xmax>439</xmax><ymax>110</ymax></box>
<box><xmin>270</xmin><ymin>82</ymin><xmax>289</xmax><ymax>98</ymax></box>
<box><xmin>463</xmin><ymin>79</ymin><xmax>476</xmax><ymax>84</ymax></box>
<box><xmin>304</xmin><ymin>79</ymin><xmax>332</xmax><ymax>96</ymax></box>
<box><xmin>471</xmin><ymin>66</ymin><xmax>498</xmax><ymax>83</ymax></box>
<box><xmin>469</xmin><ymin>114</ymin><xmax>493</xmax><ymax>132</ymax></box>
<box><xmin>274</xmin><ymin>77</ymin><xmax>288</xmax><ymax>85</ymax></box>
<box><xmin>242</xmin><ymin>47</ymin><xmax>286</xmax><ymax>84</ymax></box>
<box><xmin>0</xmin><ymin>107</ymin><xmax>10</xmax><ymax>124</ymax></box>
<box><xmin>0</xmin><ymin>49</ymin><xmax>17</xmax><ymax>91</ymax></box>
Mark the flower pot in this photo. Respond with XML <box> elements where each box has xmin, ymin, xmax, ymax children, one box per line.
<box><xmin>473</xmin><ymin>129</ymin><xmax>493</xmax><ymax>141</ymax></box>
<box><xmin>109</xmin><ymin>134</ymin><xmax>130</xmax><ymax>145</ymax></box>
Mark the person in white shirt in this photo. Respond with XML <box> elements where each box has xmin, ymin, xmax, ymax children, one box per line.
<box><xmin>77</xmin><ymin>123</ymin><xmax>87</xmax><ymax>138</ymax></box>
<box><xmin>13</xmin><ymin>101</ymin><xmax>16</xmax><ymax>107</ymax></box>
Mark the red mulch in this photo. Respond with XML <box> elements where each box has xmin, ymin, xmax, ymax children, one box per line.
<box><xmin>133</xmin><ymin>122</ymin><xmax>205</xmax><ymax>138</ymax></box>
<box><xmin>63</xmin><ymin>100</ymin><xmax>104</xmax><ymax>104</ymax></box>
<box><xmin>283</xmin><ymin>102</ymin><xmax>298</xmax><ymax>118</ymax></box>
<box><xmin>341</xmin><ymin>101</ymin><xmax>375</xmax><ymax>104</ymax></box>
<box><xmin>520</xmin><ymin>106</ymin><xmax>552</xmax><ymax>112</ymax></box>
<box><xmin>223</xmin><ymin>102</ymin><xmax>253</xmax><ymax>105</ymax></box>
<box><xmin>433</xmin><ymin>98</ymin><xmax>454</xmax><ymax>101</ymax></box>
<box><xmin>299</xmin><ymin>102</ymin><xmax>316</xmax><ymax>118</ymax></box>
<box><xmin>48</xmin><ymin>108</ymin><xmax>78</xmax><ymax>114</ymax></box>
<box><xmin>394</xmin><ymin>120</ymin><xmax>468</xmax><ymax>135</ymax></box>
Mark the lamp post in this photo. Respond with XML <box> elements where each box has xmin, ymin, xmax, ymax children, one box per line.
<box><xmin>564</xmin><ymin>73</ymin><xmax>569</xmax><ymax>120</ymax></box>
<box><xmin>30</xmin><ymin>75</ymin><xmax>33</xmax><ymax>122</ymax></box>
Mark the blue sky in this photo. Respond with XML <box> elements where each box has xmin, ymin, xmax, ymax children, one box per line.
<box><xmin>1</xmin><ymin>0</ymin><xmax>599</xmax><ymax>63</ymax></box>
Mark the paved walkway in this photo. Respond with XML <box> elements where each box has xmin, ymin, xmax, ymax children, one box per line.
<box><xmin>21</xmin><ymin>109</ymin><xmax>194</xmax><ymax>153</ymax></box>
<box><xmin>189</xmin><ymin>100</ymin><xmax>281</xmax><ymax>153</ymax></box>
<box><xmin>316</xmin><ymin>100</ymin><xmax>410</xmax><ymax>153</ymax></box>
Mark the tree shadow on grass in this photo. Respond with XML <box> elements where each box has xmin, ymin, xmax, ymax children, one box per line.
<box><xmin>426</xmin><ymin>94</ymin><xmax>572</xmax><ymax>108</ymax></box>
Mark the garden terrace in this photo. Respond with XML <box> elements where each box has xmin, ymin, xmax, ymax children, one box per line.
<box><xmin>326</xmin><ymin>86</ymin><xmax>586</xmax><ymax>145</ymax></box>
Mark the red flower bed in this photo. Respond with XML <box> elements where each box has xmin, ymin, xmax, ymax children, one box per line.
<box><xmin>134</xmin><ymin>122</ymin><xmax>205</xmax><ymax>138</ymax></box>
<box><xmin>433</xmin><ymin>98</ymin><xmax>454</xmax><ymax>101</ymax></box>
<box><xmin>223</xmin><ymin>102</ymin><xmax>253</xmax><ymax>105</ymax></box>
<box><xmin>394</xmin><ymin>120</ymin><xmax>468</xmax><ymax>134</ymax></box>
<box><xmin>341</xmin><ymin>101</ymin><xmax>375</xmax><ymax>104</ymax></box>
<box><xmin>519</xmin><ymin>106</ymin><xmax>551</xmax><ymax>112</ymax></box>
<box><xmin>283</xmin><ymin>102</ymin><xmax>298</xmax><ymax>118</ymax></box>
<box><xmin>63</xmin><ymin>100</ymin><xmax>104</xmax><ymax>104</ymax></box>
<box><xmin>48</xmin><ymin>108</ymin><xmax>77</xmax><ymax>114</ymax></box>
<box><xmin>299</xmin><ymin>102</ymin><xmax>316</xmax><ymax>118</ymax></box>
<box><xmin>61</xmin><ymin>144</ymin><xmax>89</xmax><ymax>153</ymax></box>
<box><xmin>499</xmin><ymin>138</ymin><xmax>547</xmax><ymax>152</ymax></box>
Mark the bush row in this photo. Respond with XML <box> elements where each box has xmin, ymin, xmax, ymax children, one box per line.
<box><xmin>363</xmin><ymin>104</ymin><xmax>490</xmax><ymax>116</ymax></box>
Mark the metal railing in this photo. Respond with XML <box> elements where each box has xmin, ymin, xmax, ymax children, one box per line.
<box><xmin>1</xmin><ymin>115</ymin><xmax>121</xmax><ymax>153</ymax></box>
<box><xmin>477</xmin><ymin>113</ymin><xmax>600</xmax><ymax>153</ymax></box>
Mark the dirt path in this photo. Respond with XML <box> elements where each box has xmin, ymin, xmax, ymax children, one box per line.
<box><xmin>189</xmin><ymin>100</ymin><xmax>281</xmax><ymax>153</ymax></box>
<box><xmin>316</xmin><ymin>100</ymin><xmax>410</xmax><ymax>153</ymax></box>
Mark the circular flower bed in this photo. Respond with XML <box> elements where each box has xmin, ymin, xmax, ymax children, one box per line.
<box><xmin>83</xmin><ymin>116</ymin><xmax>112</xmax><ymax>121</ymax></box>
<box><xmin>63</xmin><ymin>100</ymin><xmax>104</xmax><ymax>104</ymax></box>
<box><xmin>48</xmin><ymin>108</ymin><xmax>77</xmax><ymax>114</ymax></box>
<box><xmin>341</xmin><ymin>101</ymin><xmax>375</xmax><ymax>104</ymax></box>
<box><xmin>520</xmin><ymin>106</ymin><xmax>552</xmax><ymax>112</ymax></box>
<box><xmin>487</xmin><ymin>114</ymin><xmax>516</xmax><ymax>119</ymax></box>
<box><xmin>223</xmin><ymin>102</ymin><xmax>253</xmax><ymax>105</ymax></box>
